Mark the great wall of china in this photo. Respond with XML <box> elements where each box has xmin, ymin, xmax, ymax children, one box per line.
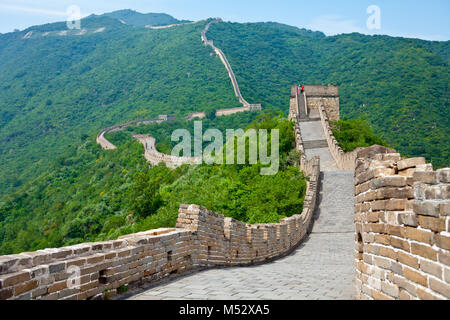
<box><xmin>97</xmin><ymin>19</ymin><xmax>261</xmax><ymax>167</ymax></box>
<box><xmin>1</xmin><ymin>19</ymin><xmax>448</xmax><ymax>301</ymax></box>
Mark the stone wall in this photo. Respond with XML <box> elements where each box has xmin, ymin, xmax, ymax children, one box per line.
<box><xmin>318</xmin><ymin>104</ymin><xmax>359</xmax><ymax>170</ymax></box>
<box><xmin>202</xmin><ymin>19</ymin><xmax>261</xmax><ymax>112</ymax></box>
<box><xmin>134</xmin><ymin>135</ymin><xmax>201</xmax><ymax>169</ymax></box>
<box><xmin>96</xmin><ymin>116</ymin><xmax>171</xmax><ymax>150</ymax></box>
<box><xmin>354</xmin><ymin>146</ymin><xmax>450</xmax><ymax>300</ymax></box>
<box><xmin>307</xmin><ymin>97</ymin><xmax>339</xmax><ymax>121</ymax></box>
<box><xmin>0</xmin><ymin>161</ymin><xmax>319</xmax><ymax>300</ymax></box>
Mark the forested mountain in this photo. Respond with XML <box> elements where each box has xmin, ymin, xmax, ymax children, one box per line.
<box><xmin>0</xmin><ymin>11</ymin><xmax>448</xmax><ymax>254</ymax></box>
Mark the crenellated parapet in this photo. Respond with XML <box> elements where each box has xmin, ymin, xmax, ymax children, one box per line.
<box><xmin>354</xmin><ymin>146</ymin><xmax>450</xmax><ymax>300</ymax></box>
<box><xmin>318</xmin><ymin>104</ymin><xmax>360</xmax><ymax>170</ymax></box>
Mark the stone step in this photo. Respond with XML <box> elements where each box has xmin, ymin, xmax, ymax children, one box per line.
<box><xmin>303</xmin><ymin>140</ymin><xmax>329</xmax><ymax>149</ymax></box>
<box><xmin>299</xmin><ymin>117</ymin><xmax>321</xmax><ymax>122</ymax></box>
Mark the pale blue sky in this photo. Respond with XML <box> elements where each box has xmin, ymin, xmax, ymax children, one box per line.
<box><xmin>0</xmin><ymin>0</ymin><xmax>448</xmax><ymax>41</ymax></box>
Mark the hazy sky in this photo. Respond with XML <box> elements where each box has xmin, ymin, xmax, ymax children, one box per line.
<box><xmin>0</xmin><ymin>0</ymin><xmax>449</xmax><ymax>41</ymax></box>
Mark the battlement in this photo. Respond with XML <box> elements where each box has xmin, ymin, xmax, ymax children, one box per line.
<box><xmin>303</xmin><ymin>84</ymin><xmax>339</xmax><ymax>97</ymax></box>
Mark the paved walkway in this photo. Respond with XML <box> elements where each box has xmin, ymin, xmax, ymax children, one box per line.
<box><xmin>128</xmin><ymin>170</ymin><xmax>355</xmax><ymax>300</ymax></box>
<box><xmin>299</xmin><ymin>118</ymin><xmax>338</xmax><ymax>171</ymax></box>
<box><xmin>128</xmin><ymin>117</ymin><xmax>355</xmax><ymax>300</ymax></box>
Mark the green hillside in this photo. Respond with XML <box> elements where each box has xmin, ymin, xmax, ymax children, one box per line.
<box><xmin>0</xmin><ymin>16</ymin><xmax>239</xmax><ymax>195</ymax></box>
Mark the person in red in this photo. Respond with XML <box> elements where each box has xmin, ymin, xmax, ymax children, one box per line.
<box><xmin>301</xmin><ymin>85</ymin><xmax>305</xmax><ymax>94</ymax></box>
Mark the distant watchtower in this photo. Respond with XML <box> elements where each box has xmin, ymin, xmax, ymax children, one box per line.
<box><xmin>303</xmin><ymin>84</ymin><xmax>340</xmax><ymax>121</ymax></box>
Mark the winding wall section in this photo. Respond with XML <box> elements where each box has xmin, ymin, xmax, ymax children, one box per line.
<box><xmin>202</xmin><ymin>19</ymin><xmax>261</xmax><ymax>115</ymax></box>
<box><xmin>97</xmin><ymin>19</ymin><xmax>261</xmax><ymax>167</ymax></box>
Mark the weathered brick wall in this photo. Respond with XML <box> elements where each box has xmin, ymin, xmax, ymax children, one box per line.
<box><xmin>318</xmin><ymin>104</ymin><xmax>359</xmax><ymax>170</ymax></box>
<box><xmin>0</xmin><ymin>159</ymin><xmax>319</xmax><ymax>300</ymax></box>
<box><xmin>307</xmin><ymin>97</ymin><xmax>339</xmax><ymax>121</ymax></box>
<box><xmin>354</xmin><ymin>146</ymin><xmax>450</xmax><ymax>300</ymax></box>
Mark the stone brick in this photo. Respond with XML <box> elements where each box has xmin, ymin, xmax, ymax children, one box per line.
<box><xmin>435</xmin><ymin>234</ymin><xmax>450</xmax><ymax>251</ymax></box>
<box><xmin>399</xmin><ymin>212</ymin><xmax>418</xmax><ymax>227</ymax></box>
<box><xmin>367</xmin><ymin>223</ymin><xmax>386</xmax><ymax>234</ymax></box>
<box><xmin>440</xmin><ymin>203</ymin><xmax>450</xmax><ymax>216</ymax></box>
<box><xmin>429</xmin><ymin>277</ymin><xmax>450</xmax><ymax>298</ymax></box>
<box><xmin>437</xmin><ymin>168</ymin><xmax>450</xmax><ymax>183</ymax></box>
<box><xmin>0</xmin><ymin>271</ymin><xmax>30</xmax><ymax>288</ymax></box>
<box><xmin>371</xmin><ymin>289</ymin><xmax>394</xmax><ymax>300</ymax></box>
<box><xmin>386</xmin><ymin>225</ymin><xmax>402</xmax><ymax>237</ymax></box>
<box><xmin>381</xmin><ymin>281</ymin><xmax>399</xmax><ymax>298</ymax></box>
<box><xmin>416</xmin><ymin>287</ymin><xmax>442</xmax><ymax>300</ymax></box>
<box><xmin>49</xmin><ymin>262</ymin><xmax>66</xmax><ymax>274</ymax></box>
<box><xmin>403</xmin><ymin>227</ymin><xmax>433</xmax><ymax>245</ymax></box>
<box><xmin>399</xmin><ymin>288</ymin><xmax>413</xmax><ymax>300</ymax></box>
<box><xmin>445</xmin><ymin>268</ymin><xmax>450</xmax><ymax>284</ymax></box>
<box><xmin>413</xmin><ymin>201</ymin><xmax>440</xmax><ymax>217</ymax></box>
<box><xmin>417</xmin><ymin>215</ymin><xmax>446</xmax><ymax>232</ymax></box>
<box><xmin>376</xmin><ymin>188</ymin><xmax>414</xmax><ymax>200</ymax></box>
<box><xmin>0</xmin><ymin>288</ymin><xmax>13</xmax><ymax>300</ymax></box>
<box><xmin>393</xmin><ymin>275</ymin><xmax>417</xmax><ymax>296</ymax></box>
<box><xmin>391</xmin><ymin>261</ymin><xmax>403</xmax><ymax>275</ymax></box>
<box><xmin>373</xmin><ymin>256</ymin><xmax>391</xmax><ymax>269</ymax></box>
<box><xmin>366</xmin><ymin>212</ymin><xmax>379</xmax><ymax>223</ymax></box>
<box><xmin>413</xmin><ymin>171</ymin><xmax>437</xmax><ymax>184</ymax></box>
<box><xmin>411</xmin><ymin>243</ymin><xmax>437</xmax><ymax>261</ymax></box>
<box><xmin>385</xmin><ymin>199</ymin><xmax>407</xmax><ymax>211</ymax></box>
<box><xmin>438</xmin><ymin>251</ymin><xmax>450</xmax><ymax>265</ymax></box>
<box><xmin>398</xmin><ymin>251</ymin><xmax>419</xmax><ymax>269</ymax></box>
<box><xmin>398</xmin><ymin>168</ymin><xmax>416</xmax><ymax>177</ymax></box>
<box><xmin>66</xmin><ymin>258</ymin><xmax>87</xmax><ymax>268</ymax></box>
<box><xmin>424</xmin><ymin>185</ymin><xmax>448</xmax><ymax>200</ymax></box>
<box><xmin>14</xmin><ymin>280</ymin><xmax>38</xmax><ymax>296</ymax></box>
<box><xmin>397</xmin><ymin>158</ymin><xmax>426</xmax><ymax>171</ymax></box>
<box><xmin>420</xmin><ymin>260</ymin><xmax>443</xmax><ymax>279</ymax></box>
<box><xmin>371</xmin><ymin>176</ymin><xmax>407</xmax><ymax>189</ymax></box>
<box><xmin>390</xmin><ymin>237</ymin><xmax>410</xmax><ymax>252</ymax></box>
<box><xmin>50</xmin><ymin>249</ymin><xmax>73</xmax><ymax>260</ymax></box>
<box><xmin>403</xmin><ymin>268</ymin><xmax>428</xmax><ymax>287</ymax></box>
<box><xmin>48</xmin><ymin>281</ymin><xmax>67</xmax><ymax>294</ymax></box>
<box><xmin>378</xmin><ymin>246</ymin><xmax>397</xmax><ymax>261</ymax></box>
<box><xmin>86</xmin><ymin>254</ymin><xmax>105</xmax><ymax>265</ymax></box>
<box><xmin>374</xmin><ymin>234</ymin><xmax>390</xmax><ymax>246</ymax></box>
